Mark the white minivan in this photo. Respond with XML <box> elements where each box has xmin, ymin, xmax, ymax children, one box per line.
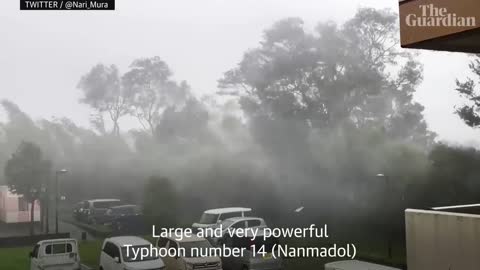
<box><xmin>30</xmin><ymin>238</ymin><xmax>81</xmax><ymax>270</ymax></box>
<box><xmin>192</xmin><ymin>207</ymin><xmax>252</xmax><ymax>231</ymax></box>
<box><xmin>99</xmin><ymin>236</ymin><xmax>165</xmax><ymax>270</ymax></box>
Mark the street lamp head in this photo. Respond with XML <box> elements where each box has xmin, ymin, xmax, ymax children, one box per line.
<box><xmin>57</xmin><ymin>169</ymin><xmax>68</xmax><ymax>174</ymax></box>
<box><xmin>376</xmin><ymin>173</ymin><xmax>386</xmax><ymax>177</ymax></box>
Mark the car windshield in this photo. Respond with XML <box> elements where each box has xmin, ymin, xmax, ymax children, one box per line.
<box><xmin>121</xmin><ymin>245</ymin><xmax>157</xmax><ymax>262</ymax></box>
<box><xmin>199</xmin><ymin>213</ymin><xmax>218</xmax><ymax>224</ymax></box>
<box><xmin>93</xmin><ymin>201</ymin><xmax>121</xmax><ymax>209</ymax></box>
<box><xmin>180</xmin><ymin>240</ymin><xmax>212</xmax><ymax>258</ymax></box>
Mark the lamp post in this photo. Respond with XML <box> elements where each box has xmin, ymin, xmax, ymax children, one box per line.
<box><xmin>376</xmin><ymin>173</ymin><xmax>392</xmax><ymax>260</ymax></box>
<box><xmin>55</xmin><ymin>169</ymin><xmax>68</xmax><ymax>234</ymax></box>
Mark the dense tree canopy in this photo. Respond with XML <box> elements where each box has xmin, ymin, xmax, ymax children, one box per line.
<box><xmin>4</xmin><ymin>141</ymin><xmax>51</xmax><ymax>235</ymax></box>
<box><xmin>219</xmin><ymin>8</ymin><xmax>434</xmax><ymax>148</ymax></box>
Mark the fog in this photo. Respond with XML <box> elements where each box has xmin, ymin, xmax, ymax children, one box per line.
<box><xmin>1</xmin><ymin>1</ymin><xmax>480</xmax><ymax>246</ymax></box>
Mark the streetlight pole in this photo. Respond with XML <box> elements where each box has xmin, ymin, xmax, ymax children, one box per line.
<box><xmin>55</xmin><ymin>169</ymin><xmax>68</xmax><ymax>234</ymax></box>
<box><xmin>376</xmin><ymin>173</ymin><xmax>392</xmax><ymax>260</ymax></box>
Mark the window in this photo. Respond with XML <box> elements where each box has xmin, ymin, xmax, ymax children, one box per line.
<box><xmin>111</xmin><ymin>244</ymin><xmax>120</xmax><ymax>259</ymax></box>
<box><xmin>122</xmin><ymin>245</ymin><xmax>157</xmax><ymax>262</ymax></box>
<box><xmin>18</xmin><ymin>197</ymin><xmax>28</xmax><ymax>211</ymax></box>
<box><xmin>45</xmin><ymin>243</ymin><xmax>73</xmax><ymax>255</ymax></box>
<box><xmin>157</xmin><ymin>237</ymin><xmax>168</xmax><ymax>248</ymax></box>
<box><xmin>199</xmin><ymin>213</ymin><xmax>219</xmax><ymax>224</ymax></box>
<box><xmin>220</xmin><ymin>212</ymin><xmax>242</xmax><ymax>220</ymax></box>
<box><xmin>167</xmin><ymin>240</ymin><xmax>179</xmax><ymax>253</ymax></box>
<box><xmin>231</xmin><ymin>221</ymin><xmax>246</xmax><ymax>229</ymax></box>
<box><xmin>103</xmin><ymin>242</ymin><xmax>115</xmax><ymax>257</ymax></box>
<box><xmin>247</xmin><ymin>220</ymin><xmax>261</xmax><ymax>227</ymax></box>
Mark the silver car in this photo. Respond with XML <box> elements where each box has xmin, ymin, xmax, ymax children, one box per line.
<box><xmin>219</xmin><ymin>228</ymin><xmax>282</xmax><ymax>270</ymax></box>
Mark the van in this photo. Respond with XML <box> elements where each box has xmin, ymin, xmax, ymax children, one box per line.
<box><xmin>29</xmin><ymin>238</ymin><xmax>81</xmax><ymax>270</ymax></box>
<box><xmin>99</xmin><ymin>236</ymin><xmax>165</xmax><ymax>270</ymax></box>
<box><xmin>219</xmin><ymin>228</ymin><xmax>282</xmax><ymax>270</ymax></box>
<box><xmin>192</xmin><ymin>207</ymin><xmax>252</xmax><ymax>231</ymax></box>
<box><xmin>156</xmin><ymin>234</ymin><xmax>222</xmax><ymax>270</ymax></box>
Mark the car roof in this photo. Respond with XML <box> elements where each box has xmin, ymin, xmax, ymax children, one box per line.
<box><xmin>204</xmin><ymin>207</ymin><xmax>252</xmax><ymax>215</ymax></box>
<box><xmin>107</xmin><ymin>236</ymin><xmax>150</xmax><ymax>246</ymax></box>
<box><xmin>88</xmin><ymin>199</ymin><xmax>121</xmax><ymax>203</ymax></box>
<box><xmin>37</xmin><ymin>238</ymin><xmax>77</xmax><ymax>245</ymax></box>
<box><xmin>324</xmin><ymin>260</ymin><xmax>401</xmax><ymax>270</ymax></box>
<box><xmin>223</xmin><ymin>217</ymin><xmax>264</xmax><ymax>222</ymax></box>
<box><xmin>165</xmin><ymin>234</ymin><xmax>207</xmax><ymax>243</ymax></box>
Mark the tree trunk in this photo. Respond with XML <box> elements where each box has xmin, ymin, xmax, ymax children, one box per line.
<box><xmin>30</xmin><ymin>199</ymin><xmax>35</xmax><ymax>236</ymax></box>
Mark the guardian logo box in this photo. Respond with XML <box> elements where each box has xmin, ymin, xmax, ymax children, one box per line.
<box><xmin>405</xmin><ymin>4</ymin><xmax>476</xmax><ymax>27</ymax></box>
<box><xmin>399</xmin><ymin>0</ymin><xmax>480</xmax><ymax>53</ymax></box>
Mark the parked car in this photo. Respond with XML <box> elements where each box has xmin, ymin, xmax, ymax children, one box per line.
<box><xmin>72</xmin><ymin>202</ymin><xmax>85</xmax><ymax>221</ymax></box>
<box><xmin>192</xmin><ymin>207</ymin><xmax>252</xmax><ymax>231</ymax></box>
<box><xmin>156</xmin><ymin>234</ymin><xmax>222</xmax><ymax>270</ymax></box>
<box><xmin>324</xmin><ymin>260</ymin><xmax>402</xmax><ymax>270</ymax></box>
<box><xmin>100</xmin><ymin>236</ymin><xmax>165</xmax><ymax>270</ymax></box>
<box><xmin>218</xmin><ymin>228</ymin><xmax>282</xmax><ymax>270</ymax></box>
<box><xmin>208</xmin><ymin>217</ymin><xmax>267</xmax><ymax>245</ymax></box>
<box><xmin>73</xmin><ymin>199</ymin><xmax>123</xmax><ymax>224</ymax></box>
<box><xmin>103</xmin><ymin>204</ymin><xmax>141</xmax><ymax>225</ymax></box>
<box><xmin>29</xmin><ymin>238</ymin><xmax>81</xmax><ymax>270</ymax></box>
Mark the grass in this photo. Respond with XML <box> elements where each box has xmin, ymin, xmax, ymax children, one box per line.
<box><xmin>0</xmin><ymin>240</ymin><xmax>104</xmax><ymax>270</ymax></box>
<box><xmin>0</xmin><ymin>246</ymin><xmax>31</xmax><ymax>270</ymax></box>
<box><xmin>0</xmin><ymin>235</ymin><xmax>406</xmax><ymax>270</ymax></box>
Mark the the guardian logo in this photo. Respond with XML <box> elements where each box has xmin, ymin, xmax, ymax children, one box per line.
<box><xmin>406</xmin><ymin>4</ymin><xmax>476</xmax><ymax>27</ymax></box>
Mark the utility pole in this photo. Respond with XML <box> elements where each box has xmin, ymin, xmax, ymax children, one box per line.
<box><xmin>55</xmin><ymin>169</ymin><xmax>68</xmax><ymax>234</ymax></box>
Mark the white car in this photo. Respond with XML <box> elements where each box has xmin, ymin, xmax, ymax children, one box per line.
<box><xmin>209</xmin><ymin>217</ymin><xmax>267</xmax><ymax>245</ymax></box>
<box><xmin>192</xmin><ymin>207</ymin><xmax>252</xmax><ymax>231</ymax></box>
<box><xmin>156</xmin><ymin>234</ymin><xmax>222</xmax><ymax>270</ymax></box>
<box><xmin>99</xmin><ymin>236</ymin><xmax>165</xmax><ymax>270</ymax></box>
<box><xmin>29</xmin><ymin>238</ymin><xmax>81</xmax><ymax>270</ymax></box>
<box><xmin>324</xmin><ymin>260</ymin><xmax>402</xmax><ymax>270</ymax></box>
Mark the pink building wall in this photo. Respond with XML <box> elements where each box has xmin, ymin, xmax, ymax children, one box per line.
<box><xmin>0</xmin><ymin>186</ymin><xmax>40</xmax><ymax>223</ymax></box>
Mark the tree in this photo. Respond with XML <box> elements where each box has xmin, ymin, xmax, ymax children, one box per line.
<box><xmin>155</xmin><ymin>98</ymin><xmax>210</xmax><ymax>143</ymax></box>
<box><xmin>142</xmin><ymin>176</ymin><xmax>178</xmax><ymax>227</ymax></box>
<box><xmin>123</xmin><ymin>56</ymin><xmax>190</xmax><ymax>135</ymax></box>
<box><xmin>219</xmin><ymin>8</ymin><xmax>434</xmax><ymax>147</ymax></box>
<box><xmin>4</xmin><ymin>141</ymin><xmax>51</xmax><ymax>235</ymax></box>
<box><xmin>455</xmin><ymin>56</ymin><xmax>480</xmax><ymax>127</ymax></box>
<box><xmin>78</xmin><ymin>64</ymin><xmax>130</xmax><ymax>136</ymax></box>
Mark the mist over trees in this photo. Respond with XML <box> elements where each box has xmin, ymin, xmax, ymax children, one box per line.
<box><xmin>455</xmin><ymin>55</ymin><xmax>480</xmax><ymax>128</ymax></box>
<box><xmin>1</xmin><ymin>8</ymin><xmax>479</xmax><ymax>234</ymax></box>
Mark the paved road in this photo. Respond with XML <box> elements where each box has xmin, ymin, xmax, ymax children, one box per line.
<box><xmin>0</xmin><ymin>219</ymin><xmax>95</xmax><ymax>241</ymax></box>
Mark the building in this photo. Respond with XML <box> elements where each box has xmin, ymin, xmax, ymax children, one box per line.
<box><xmin>0</xmin><ymin>186</ymin><xmax>40</xmax><ymax>223</ymax></box>
<box><xmin>399</xmin><ymin>0</ymin><xmax>480</xmax><ymax>53</ymax></box>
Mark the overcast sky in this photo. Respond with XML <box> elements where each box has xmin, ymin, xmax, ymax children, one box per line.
<box><xmin>1</xmin><ymin>0</ymin><xmax>479</xmax><ymax>146</ymax></box>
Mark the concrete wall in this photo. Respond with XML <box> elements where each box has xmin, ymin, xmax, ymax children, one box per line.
<box><xmin>406</xmin><ymin>209</ymin><xmax>480</xmax><ymax>270</ymax></box>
